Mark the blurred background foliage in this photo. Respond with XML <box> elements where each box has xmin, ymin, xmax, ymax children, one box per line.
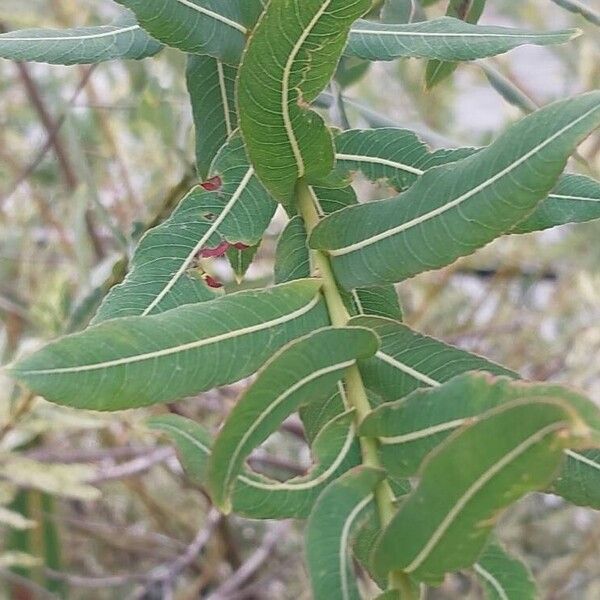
<box><xmin>0</xmin><ymin>0</ymin><xmax>599</xmax><ymax>598</ymax></box>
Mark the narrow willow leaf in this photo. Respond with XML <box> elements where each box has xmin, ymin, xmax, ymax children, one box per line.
<box><xmin>334</xmin><ymin>130</ymin><xmax>600</xmax><ymax>234</ymax></box>
<box><xmin>306</xmin><ymin>467</ymin><xmax>385</xmax><ymax>600</ymax></box>
<box><xmin>148</xmin><ymin>411</ymin><xmax>361</xmax><ymax>519</ymax></box>
<box><xmin>7</xmin><ymin>280</ymin><xmax>328</xmax><ymax>411</ymax></box>
<box><xmin>114</xmin><ymin>0</ymin><xmax>264</xmax><ymax>64</ymax></box>
<box><xmin>513</xmin><ymin>173</ymin><xmax>600</xmax><ymax>234</ymax></box>
<box><xmin>187</xmin><ymin>55</ymin><xmax>237</xmax><ymax>178</ymax></box>
<box><xmin>311</xmin><ymin>93</ymin><xmax>600</xmax><ymax>288</ymax></box>
<box><xmin>351</xmin><ymin>316</ymin><xmax>515</xmax><ymax>403</ymax></box>
<box><xmin>474</xmin><ymin>541</ymin><xmax>537</xmax><ymax>600</ymax></box>
<box><xmin>550</xmin><ymin>449</ymin><xmax>600</xmax><ymax>509</ymax></box>
<box><xmin>93</xmin><ymin>134</ymin><xmax>276</xmax><ymax>322</ymax></box>
<box><xmin>346</xmin><ymin>17</ymin><xmax>579</xmax><ymax>63</ymax></box>
<box><xmin>334</xmin><ymin>128</ymin><xmax>431</xmax><ymax>191</ymax></box>
<box><xmin>207</xmin><ymin>326</ymin><xmax>379</xmax><ymax>512</ymax></box>
<box><xmin>551</xmin><ymin>0</ymin><xmax>600</xmax><ymax>27</ymax></box>
<box><xmin>382</xmin><ymin>0</ymin><xmax>425</xmax><ymax>24</ymax></box>
<box><xmin>372</xmin><ymin>399</ymin><xmax>583</xmax><ymax>583</ymax></box>
<box><xmin>0</xmin><ymin>14</ymin><xmax>162</xmax><ymax>65</ymax></box>
<box><xmin>275</xmin><ymin>216</ymin><xmax>311</xmax><ymax>284</ymax></box>
<box><xmin>425</xmin><ymin>0</ymin><xmax>487</xmax><ymax>89</ymax></box>
<box><xmin>238</xmin><ymin>0</ymin><xmax>371</xmax><ymax>205</ymax></box>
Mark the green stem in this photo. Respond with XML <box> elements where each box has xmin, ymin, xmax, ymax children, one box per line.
<box><xmin>296</xmin><ymin>181</ymin><xmax>415</xmax><ymax>599</ymax></box>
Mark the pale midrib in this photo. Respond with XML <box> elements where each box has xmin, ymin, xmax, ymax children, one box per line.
<box><xmin>281</xmin><ymin>1</ymin><xmax>333</xmax><ymax>179</ymax></box>
<box><xmin>351</xmin><ymin>27</ymin><xmax>573</xmax><ymax>39</ymax></box>
<box><xmin>375</xmin><ymin>350</ymin><xmax>441</xmax><ymax>387</ymax></box>
<box><xmin>18</xmin><ymin>293</ymin><xmax>321</xmax><ymax>375</ymax></box>
<box><xmin>3</xmin><ymin>25</ymin><xmax>139</xmax><ymax>42</ymax></box>
<box><xmin>548</xmin><ymin>193</ymin><xmax>599</xmax><ymax>202</ymax></box>
<box><xmin>175</xmin><ymin>0</ymin><xmax>247</xmax><ymax>33</ymax></box>
<box><xmin>141</xmin><ymin>167</ymin><xmax>254</xmax><ymax>316</ymax></box>
<box><xmin>340</xmin><ymin>494</ymin><xmax>372</xmax><ymax>600</ymax></box>
<box><xmin>474</xmin><ymin>564</ymin><xmax>509</xmax><ymax>600</ymax></box>
<box><xmin>335</xmin><ymin>152</ymin><xmax>425</xmax><ymax>176</ymax></box>
<box><xmin>565</xmin><ymin>449</ymin><xmax>600</xmax><ymax>471</ymax></box>
<box><xmin>379</xmin><ymin>418</ymin><xmax>468</xmax><ymax>445</ymax></box>
<box><xmin>330</xmin><ymin>104</ymin><xmax>600</xmax><ymax>257</ymax></box>
<box><xmin>217</xmin><ymin>61</ymin><xmax>233</xmax><ymax>136</ymax></box>
<box><xmin>404</xmin><ymin>421</ymin><xmax>569</xmax><ymax>573</ymax></box>
<box><xmin>222</xmin><ymin>358</ymin><xmax>356</xmax><ymax>494</ymax></box>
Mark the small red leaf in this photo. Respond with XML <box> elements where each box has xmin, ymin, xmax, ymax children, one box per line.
<box><xmin>200</xmin><ymin>176</ymin><xmax>222</xmax><ymax>191</ymax></box>
<box><xmin>232</xmin><ymin>242</ymin><xmax>250</xmax><ymax>250</ymax></box>
<box><xmin>203</xmin><ymin>274</ymin><xmax>223</xmax><ymax>289</ymax></box>
<box><xmin>199</xmin><ymin>241</ymin><xmax>230</xmax><ymax>258</ymax></box>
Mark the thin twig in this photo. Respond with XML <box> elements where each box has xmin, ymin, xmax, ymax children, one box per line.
<box><xmin>205</xmin><ymin>522</ymin><xmax>289</xmax><ymax>600</ymax></box>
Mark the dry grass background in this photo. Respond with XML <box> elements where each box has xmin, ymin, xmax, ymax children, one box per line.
<box><xmin>0</xmin><ymin>0</ymin><xmax>599</xmax><ymax>598</ymax></box>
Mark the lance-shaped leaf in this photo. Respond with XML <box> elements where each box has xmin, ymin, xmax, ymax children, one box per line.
<box><xmin>93</xmin><ymin>134</ymin><xmax>276</xmax><ymax>322</ymax></box>
<box><xmin>310</xmin><ymin>93</ymin><xmax>600</xmax><ymax>289</ymax></box>
<box><xmin>114</xmin><ymin>0</ymin><xmax>264</xmax><ymax>65</ymax></box>
<box><xmin>550</xmin><ymin>449</ymin><xmax>600</xmax><ymax>510</ymax></box>
<box><xmin>334</xmin><ymin>130</ymin><xmax>600</xmax><ymax>234</ymax></box>
<box><xmin>372</xmin><ymin>398</ymin><xmax>587</xmax><ymax>583</ymax></box>
<box><xmin>345</xmin><ymin>17</ymin><xmax>579</xmax><ymax>63</ymax></box>
<box><xmin>361</xmin><ymin>372</ymin><xmax>600</xmax><ymax>478</ymax></box>
<box><xmin>474</xmin><ymin>541</ymin><xmax>537</xmax><ymax>600</ymax></box>
<box><xmin>226</xmin><ymin>244</ymin><xmax>260</xmax><ymax>283</ymax></box>
<box><xmin>513</xmin><ymin>173</ymin><xmax>600</xmax><ymax>234</ymax></box>
<box><xmin>149</xmin><ymin>410</ymin><xmax>361</xmax><ymax>519</ymax></box>
<box><xmin>351</xmin><ymin>316</ymin><xmax>515</xmax><ymax>403</ymax></box>
<box><xmin>207</xmin><ymin>326</ymin><xmax>378</xmax><ymax>512</ymax></box>
<box><xmin>237</xmin><ymin>0</ymin><xmax>371</xmax><ymax>205</ymax></box>
<box><xmin>306</xmin><ymin>467</ymin><xmax>385</xmax><ymax>600</ymax></box>
<box><xmin>187</xmin><ymin>55</ymin><xmax>237</xmax><ymax>178</ymax></box>
<box><xmin>0</xmin><ymin>14</ymin><xmax>162</xmax><ymax>65</ymax></box>
<box><xmin>300</xmin><ymin>382</ymin><xmax>348</xmax><ymax>443</ymax></box>
<box><xmin>6</xmin><ymin>280</ymin><xmax>328</xmax><ymax>411</ymax></box>
<box><xmin>425</xmin><ymin>0</ymin><xmax>487</xmax><ymax>89</ymax></box>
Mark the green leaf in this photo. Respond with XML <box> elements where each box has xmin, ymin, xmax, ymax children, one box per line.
<box><xmin>238</xmin><ymin>0</ymin><xmax>371</xmax><ymax>205</ymax></box>
<box><xmin>0</xmin><ymin>14</ymin><xmax>162</xmax><ymax>65</ymax></box>
<box><xmin>334</xmin><ymin>129</ymin><xmax>600</xmax><ymax>234</ymax></box>
<box><xmin>351</xmin><ymin>316</ymin><xmax>515</xmax><ymax>403</ymax></box>
<box><xmin>93</xmin><ymin>134</ymin><xmax>276</xmax><ymax>322</ymax></box>
<box><xmin>207</xmin><ymin>326</ymin><xmax>379</xmax><ymax>512</ymax></box>
<box><xmin>474</xmin><ymin>541</ymin><xmax>537</xmax><ymax>600</ymax></box>
<box><xmin>275</xmin><ymin>216</ymin><xmax>312</xmax><ymax>284</ymax></box>
<box><xmin>550</xmin><ymin>449</ymin><xmax>600</xmax><ymax>509</ymax></box>
<box><xmin>351</xmin><ymin>287</ymin><xmax>402</xmax><ymax>321</ymax></box>
<box><xmin>7</xmin><ymin>279</ymin><xmax>328</xmax><ymax>410</ymax></box>
<box><xmin>300</xmin><ymin>383</ymin><xmax>348</xmax><ymax>443</ymax></box>
<box><xmin>227</xmin><ymin>243</ymin><xmax>260</xmax><ymax>283</ymax></box>
<box><xmin>187</xmin><ymin>55</ymin><xmax>237</xmax><ymax>178</ymax></box>
<box><xmin>306</xmin><ymin>467</ymin><xmax>385</xmax><ymax>600</ymax></box>
<box><xmin>310</xmin><ymin>93</ymin><xmax>600</xmax><ymax>288</ymax></box>
<box><xmin>114</xmin><ymin>0</ymin><xmax>264</xmax><ymax>64</ymax></box>
<box><xmin>149</xmin><ymin>410</ymin><xmax>361</xmax><ymax>519</ymax></box>
<box><xmin>372</xmin><ymin>397</ymin><xmax>585</xmax><ymax>583</ymax></box>
<box><xmin>345</xmin><ymin>17</ymin><xmax>579</xmax><ymax>63</ymax></box>
<box><xmin>334</xmin><ymin>128</ymin><xmax>431</xmax><ymax>191</ymax></box>
<box><xmin>361</xmin><ymin>370</ymin><xmax>600</xmax><ymax>478</ymax></box>
<box><xmin>513</xmin><ymin>173</ymin><xmax>600</xmax><ymax>234</ymax></box>
<box><xmin>381</xmin><ymin>0</ymin><xmax>425</xmax><ymax>24</ymax></box>
<box><xmin>425</xmin><ymin>0</ymin><xmax>487</xmax><ymax>88</ymax></box>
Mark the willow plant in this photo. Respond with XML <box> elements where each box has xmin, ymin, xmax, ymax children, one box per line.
<box><xmin>2</xmin><ymin>1</ymin><xmax>600</xmax><ymax>598</ymax></box>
